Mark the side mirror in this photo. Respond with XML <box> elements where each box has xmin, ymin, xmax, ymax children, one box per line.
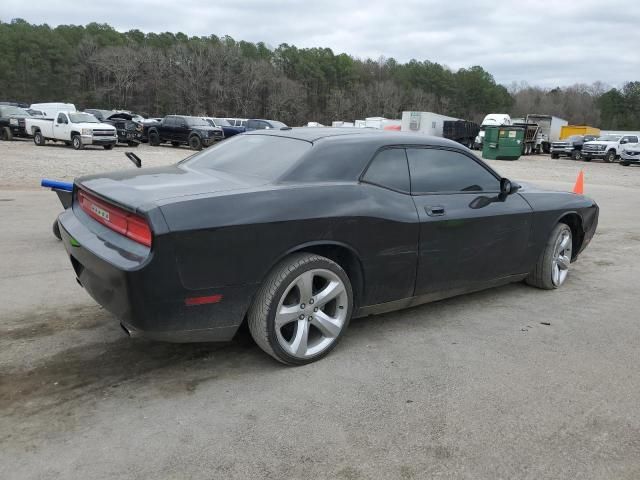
<box><xmin>500</xmin><ymin>178</ymin><xmax>519</xmax><ymax>196</ymax></box>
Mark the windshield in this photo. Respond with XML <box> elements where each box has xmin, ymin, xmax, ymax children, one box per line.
<box><xmin>566</xmin><ymin>135</ymin><xmax>582</xmax><ymax>142</ymax></box>
<box><xmin>186</xmin><ymin>117</ymin><xmax>210</xmax><ymax>127</ymax></box>
<box><xmin>212</xmin><ymin>118</ymin><xmax>231</xmax><ymax>126</ymax></box>
<box><xmin>185</xmin><ymin>134</ymin><xmax>311</xmax><ymax>180</ymax></box>
<box><xmin>0</xmin><ymin>106</ymin><xmax>30</xmax><ymax>117</ymax></box>
<box><xmin>69</xmin><ymin>113</ymin><xmax>99</xmax><ymax>123</ymax></box>
<box><xmin>596</xmin><ymin>134</ymin><xmax>622</xmax><ymax>142</ymax></box>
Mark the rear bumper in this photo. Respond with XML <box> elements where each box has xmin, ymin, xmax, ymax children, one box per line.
<box><xmin>58</xmin><ymin>208</ymin><xmax>252</xmax><ymax>342</ymax></box>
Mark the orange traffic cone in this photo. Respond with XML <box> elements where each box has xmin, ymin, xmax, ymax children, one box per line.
<box><xmin>572</xmin><ymin>170</ymin><xmax>584</xmax><ymax>194</ymax></box>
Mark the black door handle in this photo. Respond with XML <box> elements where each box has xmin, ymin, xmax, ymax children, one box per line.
<box><xmin>425</xmin><ymin>205</ymin><xmax>445</xmax><ymax>216</ymax></box>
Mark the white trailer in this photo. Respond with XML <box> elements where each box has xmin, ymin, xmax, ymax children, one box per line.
<box><xmin>401</xmin><ymin>111</ymin><xmax>459</xmax><ymax>137</ymax></box>
<box><xmin>525</xmin><ymin>114</ymin><xmax>568</xmax><ymax>153</ymax></box>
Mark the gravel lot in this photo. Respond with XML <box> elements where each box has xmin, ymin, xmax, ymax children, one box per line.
<box><xmin>1</xmin><ymin>139</ymin><xmax>639</xmax><ymax>479</ymax></box>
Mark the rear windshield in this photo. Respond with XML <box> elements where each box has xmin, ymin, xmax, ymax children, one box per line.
<box><xmin>185</xmin><ymin>134</ymin><xmax>311</xmax><ymax>180</ymax></box>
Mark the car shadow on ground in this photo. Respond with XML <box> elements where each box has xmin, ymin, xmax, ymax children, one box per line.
<box><xmin>0</xmin><ymin>282</ymin><xmax>530</xmax><ymax>419</ymax></box>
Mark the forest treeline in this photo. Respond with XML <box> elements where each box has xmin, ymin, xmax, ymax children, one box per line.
<box><xmin>1</xmin><ymin>19</ymin><xmax>639</xmax><ymax>129</ymax></box>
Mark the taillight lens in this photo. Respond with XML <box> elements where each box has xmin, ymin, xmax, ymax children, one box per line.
<box><xmin>78</xmin><ymin>189</ymin><xmax>152</xmax><ymax>247</ymax></box>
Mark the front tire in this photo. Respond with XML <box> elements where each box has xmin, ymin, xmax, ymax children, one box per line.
<box><xmin>188</xmin><ymin>135</ymin><xmax>202</xmax><ymax>150</ymax></box>
<box><xmin>148</xmin><ymin>131</ymin><xmax>160</xmax><ymax>146</ymax></box>
<box><xmin>248</xmin><ymin>253</ymin><xmax>353</xmax><ymax>365</ymax></box>
<box><xmin>526</xmin><ymin>223</ymin><xmax>573</xmax><ymax>290</ymax></box>
<box><xmin>1</xmin><ymin>126</ymin><xmax>13</xmax><ymax>141</ymax></box>
<box><xmin>33</xmin><ymin>130</ymin><xmax>45</xmax><ymax>146</ymax></box>
<box><xmin>620</xmin><ymin>161</ymin><xmax>630</xmax><ymax>166</ymax></box>
<box><xmin>103</xmin><ymin>144</ymin><xmax>114</xmax><ymax>150</ymax></box>
<box><xmin>72</xmin><ymin>134</ymin><xmax>83</xmax><ymax>150</ymax></box>
<box><xmin>604</xmin><ymin>150</ymin><xmax>616</xmax><ymax>163</ymax></box>
<box><xmin>571</xmin><ymin>150</ymin><xmax>583</xmax><ymax>161</ymax></box>
<box><xmin>551</xmin><ymin>153</ymin><xmax>559</xmax><ymax>159</ymax></box>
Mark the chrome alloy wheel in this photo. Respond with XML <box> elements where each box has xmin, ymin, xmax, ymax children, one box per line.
<box><xmin>275</xmin><ymin>268</ymin><xmax>349</xmax><ymax>359</ymax></box>
<box><xmin>552</xmin><ymin>229</ymin><xmax>572</xmax><ymax>287</ymax></box>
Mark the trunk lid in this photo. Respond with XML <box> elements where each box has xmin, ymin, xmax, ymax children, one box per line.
<box><xmin>76</xmin><ymin>164</ymin><xmax>264</xmax><ymax>212</ymax></box>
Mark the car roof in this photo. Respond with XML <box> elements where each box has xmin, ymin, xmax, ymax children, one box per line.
<box><xmin>246</xmin><ymin>126</ymin><xmax>462</xmax><ymax>148</ymax></box>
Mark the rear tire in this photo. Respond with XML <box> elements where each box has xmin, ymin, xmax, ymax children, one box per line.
<box><xmin>103</xmin><ymin>144</ymin><xmax>114</xmax><ymax>150</ymax></box>
<box><xmin>72</xmin><ymin>134</ymin><xmax>83</xmax><ymax>150</ymax></box>
<box><xmin>1</xmin><ymin>126</ymin><xmax>12</xmax><ymax>141</ymax></box>
<box><xmin>188</xmin><ymin>135</ymin><xmax>202</xmax><ymax>150</ymax></box>
<box><xmin>620</xmin><ymin>161</ymin><xmax>630</xmax><ymax>166</ymax></box>
<box><xmin>34</xmin><ymin>130</ymin><xmax>45</xmax><ymax>146</ymax></box>
<box><xmin>526</xmin><ymin>223</ymin><xmax>573</xmax><ymax>290</ymax></box>
<box><xmin>551</xmin><ymin>153</ymin><xmax>559</xmax><ymax>159</ymax></box>
<box><xmin>127</xmin><ymin>141</ymin><xmax>139</xmax><ymax>148</ymax></box>
<box><xmin>171</xmin><ymin>141</ymin><xmax>181</xmax><ymax>147</ymax></box>
<box><xmin>248</xmin><ymin>253</ymin><xmax>353</xmax><ymax>365</ymax></box>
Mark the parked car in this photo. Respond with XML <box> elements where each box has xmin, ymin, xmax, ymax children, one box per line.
<box><xmin>0</xmin><ymin>101</ymin><xmax>30</xmax><ymax>108</ymax></box>
<box><xmin>226</xmin><ymin>118</ymin><xmax>248</xmax><ymax>127</ymax></box>
<box><xmin>443</xmin><ymin>120</ymin><xmax>480</xmax><ymax>149</ymax></box>
<box><xmin>620</xmin><ymin>143</ymin><xmax>640</xmax><ymax>166</ymax></box>
<box><xmin>84</xmin><ymin>109</ymin><xmax>116</xmax><ymax>122</ymax></box>
<box><xmin>245</xmin><ymin>119</ymin><xmax>287</xmax><ymax>131</ymax></box>
<box><xmin>25</xmin><ymin>111</ymin><xmax>118</xmax><ymax>150</ymax></box>
<box><xmin>582</xmin><ymin>134</ymin><xmax>639</xmax><ymax>163</ymax></box>
<box><xmin>57</xmin><ymin>129</ymin><xmax>598</xmax><ymax>365</ymax></box>
<box><xmin>29</xmin><ymin>103</ymin><xmax>76</xmax><ymax>118</ymax></box>
<box><xmin>147</xmin><ymin>115</ymin><xmax>223</xmax><ymax>150</ymax></box>
<box><xmin>103</xmin><ymin>112</ymin><xmax>145</xmax><ymax>146</ymax></box>
<box><xmin>550</xmin><ymin>135</ymin><xmax>598</xmax><ymax>160</ymax></box>
<box><xmin>0</xmin><ymin>105</ymin><xmax>32</xmax><ymax>140</ymax></box>
<box><xmin>203</xmin><ymin>117</ymin><xmax>246</xmax><ymax>138</ymax></box>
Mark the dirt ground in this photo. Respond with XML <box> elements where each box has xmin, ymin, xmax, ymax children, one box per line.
<box><xmin>1</xmin><ymin>139</ymin><xmax>639</xmax><ymax>479</ymax></box>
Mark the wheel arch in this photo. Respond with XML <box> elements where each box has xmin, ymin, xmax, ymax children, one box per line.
<box><xmin>268</xmin><ymin>241</ymin><xmax>365</xmax><ymax>309</ymax></box>
<box><xmin>556</xmin><ymin>211</ymin><xmax>584</xmax><ymax>260</ymax></box>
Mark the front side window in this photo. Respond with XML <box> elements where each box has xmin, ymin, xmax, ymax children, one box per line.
<box><xmin>57</xmin><ymin>113</ymin><xmax>67</xmax><ymax>124</ymax></box>
<box><xmin>362</xmin><ymin>148</ymin><xmax>410</xmax><ymax>192</ymax></box>
<box><xmin>622</xmin><ymin>136</ymin><xmax>638</xmax><ymax>143</ymax></box>
<box><xmin>407</xmin><ymin>148</ymin><xmax>499</xmax><ymax>193</ymax></box>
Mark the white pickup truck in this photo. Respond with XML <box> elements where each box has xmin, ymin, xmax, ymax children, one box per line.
<box><xmin>582</xmin><ymin>133</ymin><xmax>639</xmax><ymax>163</ymax></box>
<box><xmin>25</xmin><ymin>111</ymin><xmax>118</xmax><ymax>150</ymax></box>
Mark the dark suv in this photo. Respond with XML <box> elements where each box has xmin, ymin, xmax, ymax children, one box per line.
<box><xmin>148</xmin><ymin>115</ymin><xmax>223</xmax><ymax>150</ymax></box>
<box><xmin>0</xmin><ymin>105</ymin><xmax>31</xmax><ymax>141</ymax></box>
<box><xmin>550</xmin><ymin>135</ymin><xmax>598</xmax><ymax>160</ymax></box>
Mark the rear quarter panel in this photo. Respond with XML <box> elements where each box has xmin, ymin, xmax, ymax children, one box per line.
<box><xmin>159</xmin><ymin>183</ymin><xmax>420</xmax><ymax>307</ymax></box>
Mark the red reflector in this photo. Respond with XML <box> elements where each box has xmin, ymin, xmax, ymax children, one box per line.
<box><xmin>185</xmin><ymin>294</ymin><xmax>223</xmax><ymax>307</ymax></box>
<box><xmin>78</xmin><ymin>189</ymin><xmax>152</xmax><ymax>247</ymax></box>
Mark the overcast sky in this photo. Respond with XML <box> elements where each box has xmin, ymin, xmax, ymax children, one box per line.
<box><xmin>3</xmin><ymin>0</ymin><xmax>639</xmax><ymax>88</ymax></box>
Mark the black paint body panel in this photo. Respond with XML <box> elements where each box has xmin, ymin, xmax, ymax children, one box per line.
<box><xmin>58</xmin><ymin>129</ymin><xmax>599</xmax><ymax>342</ymax></box>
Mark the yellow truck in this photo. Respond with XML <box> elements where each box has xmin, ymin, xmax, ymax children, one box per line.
<box><xmin>560</xmin><ymin>125</ymin><xmax>600</xmax><ymax>139</ymax></box>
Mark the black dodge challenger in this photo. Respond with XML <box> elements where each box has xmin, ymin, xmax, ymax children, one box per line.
<box><xmin>58</xmin><ymin>128</ymin><xmax>598</xmax><ymax>364</ymax></box>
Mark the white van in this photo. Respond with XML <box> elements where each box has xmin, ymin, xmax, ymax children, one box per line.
<box><xmin>29</xmin><ymin>103</ymin><xmax>77</xmax><ymax>119</ymax></box>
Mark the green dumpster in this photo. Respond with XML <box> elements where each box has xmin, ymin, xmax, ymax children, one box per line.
<box><xmin>482</xmin><ymin>126</ymin><xmax>524</xmax><ymax>161</ymax></box>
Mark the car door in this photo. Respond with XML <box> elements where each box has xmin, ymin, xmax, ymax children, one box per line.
<box><xmin>359</xmin><ymin>147</ymin><xmax>420</xmax><ymax>304</ymax></box>
<box><xmin>175</xmin><ymin>117</ymin><xmax>191</xmax><ymax>142</ymax></box>
<box><xmin>407</xmin><ymin>147</ymin><xmax>532</xmax><ymax>295</ymax></box>
<box><xmin>621</xmin><ymin>135</ymin><xmax>639</xmax><ymax>148</ymax></box>
<box><xmin>55</xmin><ymin>112</ymin><xmax>70</xmax><ymax>139</ymax></box>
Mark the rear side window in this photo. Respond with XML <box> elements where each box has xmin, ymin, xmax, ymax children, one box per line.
<box><xmin>362</xmin><ymin>148</ymin><xmax>410</xmax><ymax>192</ymax></box>
<box><xmin>185</xmin><ymin>134</ymin><xmax>311</xmax><ymax>180</ymax></box>
<box><xmin>407</xmin><ymin>148</ymin><xmax>499</xmax><ymax>193</ymax></box>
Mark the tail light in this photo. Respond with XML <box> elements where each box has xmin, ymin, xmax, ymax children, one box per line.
<box><xmin>78</xmin><ymin>189</ymin><xmax>152</xmax><ymax>247</ymax></box>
